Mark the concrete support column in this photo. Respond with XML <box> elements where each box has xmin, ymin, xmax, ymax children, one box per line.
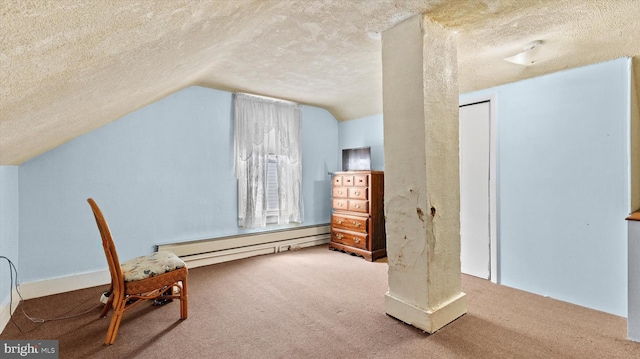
<box><xmin>381</xmin><ymin>14</ymin><xmax>466</xmax><ymax>333</ymax></box>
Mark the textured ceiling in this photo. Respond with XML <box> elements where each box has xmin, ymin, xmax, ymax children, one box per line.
<box><xmin>2</xmin><ymin>0</ymin><xmax>640</xmax><ymax>165</ymax></box>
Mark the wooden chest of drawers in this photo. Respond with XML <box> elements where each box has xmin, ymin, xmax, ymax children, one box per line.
<box><xmin>329</xmin><ymin>171</ymin><xmax>386</xmax><ymax>261</ymax></box>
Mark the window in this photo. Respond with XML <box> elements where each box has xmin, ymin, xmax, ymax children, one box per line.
<box><xmin>233</xmin><ymin>93</ymin><xmax>303</xmax><ymax>229</ymax></box>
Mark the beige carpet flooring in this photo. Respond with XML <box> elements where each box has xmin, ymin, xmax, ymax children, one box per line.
<box><xmin>2</xmin><ymin>245</ymin><xmax>640</xmax><ymax>358</ymax></box>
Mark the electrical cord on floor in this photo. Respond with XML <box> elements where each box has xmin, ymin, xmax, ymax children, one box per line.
<box><xmin>1</xmin><ymin>255</ymin><xmax>102</xmax><ymax>333</ymax></box>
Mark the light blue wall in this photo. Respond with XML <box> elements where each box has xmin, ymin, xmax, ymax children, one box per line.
<box><xmin>461</xmin><ymin>57</ymin><xmax>631</xmax><ymax>316</ymax></box>
<box><xmin>338</xmin><ymin>114</ymin><xmax>384</xmax><ymax>171</ymax></box>
<box><xmin>302</xmin><ymin>106</ymin><xmax>340</xmax><ymax>221</ymax></box>
<box><xmin>17</xmin><ymin>86</ymin><xmax>338</xmax><ymax>283</ymax></box>
<box><xmin>0</xmin><ymin>166</ymin><xmax>19</xmax><ymax>311</ymax></box>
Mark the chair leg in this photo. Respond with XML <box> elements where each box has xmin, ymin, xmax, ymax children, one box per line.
<box><xmin>105</xmin><ymin>300</ymin><xmax>125</xmax><ymax>345</ymax></box>
<box><xmin>99</xmin><ymin>295</ymin><xmax>113</xmax><ymax>318</ymax></box>
<box><xmin>99</xmin><ymin>285</ymin><xmax>114</xmax><ymax>318</ymax></box>
<box><xmin>180</xmin><ymin>278</ymin><xmax>188</xmax><ymax>319</ymax></box>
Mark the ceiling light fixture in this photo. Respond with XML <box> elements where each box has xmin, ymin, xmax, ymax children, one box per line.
<box><xmin>503</xmin><ymin>40</ymin><xmax>543</xmax><ymax>66</ymax></box>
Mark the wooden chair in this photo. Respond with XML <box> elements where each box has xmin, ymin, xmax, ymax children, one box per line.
<box><xmin>87</xmin><ymin>198</ymin><xmax>188</xmax><ymax>345</ymax></box>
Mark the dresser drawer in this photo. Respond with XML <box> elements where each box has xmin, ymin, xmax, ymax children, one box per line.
<box><xmin>332</xmin><ymin>198</ymin><xmax>348</xmax><ymax>211</ymax></box>
<box><xmin>332</xmin><ymin>214</ymin><xmax>368</xmax><ymax>233</ymax></box>
<box><xmin>354</xmin><ymin>174</ymin><xmax>369</xmax><ymax>187</ymax></box>
<box><xmin>348</xmin><ymin>200</ymin><xmax>369</xmax><ymax>213</ymax></box>
<box><xmin>331</xmin><ymin>229</ymin><xmax>367</xmax><ymax>250</ymax></box>
<box><xmin>334</xmin><ymin>174</ymin><xmax>354</xmax><ymax>187</ymax></box>
<box><xmin>347</xmin><ymin>187</ymin><xmax>367</xmax><ymax>200</ymax></box>
<box><xmin>332</xmin><ymin>187</ymin><xmax>348</xmax><ymax>198</ymax></box>
<box><xmin>343</xmin><ymin>175</ymin><xmax>354</xmax><ymax>186</ymax></box>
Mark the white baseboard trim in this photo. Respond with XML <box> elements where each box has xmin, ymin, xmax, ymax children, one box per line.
<box><xmin>18</xmin><ymin>270</ymin><xmax>110</xmax><ymax>301</ymax></box>
<box><xmin>0</xmin><ymin>302</ymin><xmax>8</xmax><ymax>333</ymax></box>
<box><xmin>0</xmin><ymin>287</ymin><xmax>22</xmax><ymax>334</ymax></box>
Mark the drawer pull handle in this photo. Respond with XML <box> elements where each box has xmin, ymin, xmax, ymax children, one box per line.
<box><xmin>338</xmin><ymin>191</ymin><xmax>343</xmax><ymax>195</ymax></box>
<box><xmin>335</xmin><ymin>233</ymin><xmax>344</xmax><ymax>239</ymax></box>
<box><xmin>354</xmin><ymin>205</ymin><xmax>360</xmax><ymax>208</ymax></box>
<box><xmin>353</xmin><ymin>238</ymin><xmax>361</xmax><ymax>244</ymax></box>
<box><xmin>336</xmin><ymin>219</ymin><xmax>343</xmax><ymax>224</ymax></box>
<box><xmin>338</xmin><ymin>203</ymin><xmax>343</xmax><ymax>207</ymax></box>
<box><xmin>354</xmin><ymin>191</ymin><xmax>360</xmax><ymax>196</ymax></box>
<box><xmin>353</xmin><ymin>221</ymin><xmax>360</xmax><ymax>227</ymax></box>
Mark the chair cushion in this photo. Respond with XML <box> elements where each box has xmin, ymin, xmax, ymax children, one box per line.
<box><xmin>121</xmin><ymin>251</ymin><xmax>186</xmax><ymax>282</ymax></box>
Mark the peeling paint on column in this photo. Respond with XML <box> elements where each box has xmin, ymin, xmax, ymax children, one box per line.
<box><xmin>386</xmin><ymin>194</ymin><xmax>427</xmax><ymax>270</ymax></box>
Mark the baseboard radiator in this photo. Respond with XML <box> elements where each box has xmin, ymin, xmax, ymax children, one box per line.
<box><xmin>157</xmin><ymin>224</ymin><xmax>331</xmax><ymax>268</ymax></box>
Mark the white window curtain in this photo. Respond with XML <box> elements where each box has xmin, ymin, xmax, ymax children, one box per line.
<box><xmin>233</xmin><ymin>93</ymin><xmax>303</xmax><ymax>228</ymax></box>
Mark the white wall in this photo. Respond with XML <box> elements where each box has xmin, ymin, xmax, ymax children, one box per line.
<box><xmin>629</xmin><ymin>219</ymin><xmax>640</xmax><ymax>341</ymax></box>
<box><xmin>630</xmin><ymin>59</ymin><xmax>640</xmax><ymax>212</ymax></box>
<box><xmin>461</xmin><ymin>57</ymin><xmax>631</xmax><ymax>316</ymax></box>
<box><xmin>16</xmin><ymin>86</ymin><xmax>339</xmax><ymax>284</ymax></box>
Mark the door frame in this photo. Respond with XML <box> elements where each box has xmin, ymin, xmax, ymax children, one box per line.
<box><xmin>459</xmin><ymin>94</ymin><xmax>499</xmax><ymax>283</ymax></box>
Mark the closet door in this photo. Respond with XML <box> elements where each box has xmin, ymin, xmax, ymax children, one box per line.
<box><xmin>459</xmin><ymin>101</ymin><xmax>491</xmax><ymax>279</ymax></box>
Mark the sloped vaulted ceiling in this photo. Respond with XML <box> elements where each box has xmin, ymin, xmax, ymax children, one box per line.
<box><xmin>2</xmin><ymin>0</ymin><xmax>640</xmax><ymax>165</ymax></box>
